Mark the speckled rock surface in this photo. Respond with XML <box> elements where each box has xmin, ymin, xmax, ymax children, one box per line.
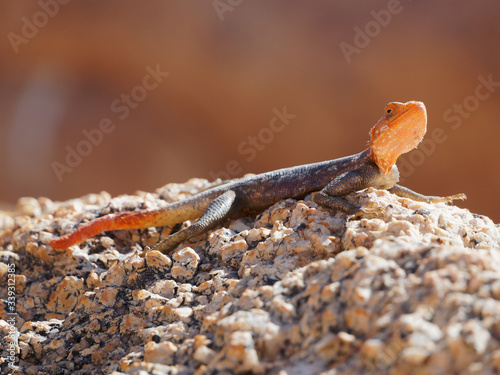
<box><xmin>1</xmin><ymin>178</ymin><xmax>500</xmax><ymax>374</ymax></box>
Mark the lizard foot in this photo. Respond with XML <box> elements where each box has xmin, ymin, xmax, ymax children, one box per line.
<box><xmin>428</xmin><ymin>193</ymin><xmax>467</xmax><ymax>204</ymax></box>
<box><xmin>350</xmin><ymin>201</ymin><xmax>385</xmax><ymax>219</ymax></box>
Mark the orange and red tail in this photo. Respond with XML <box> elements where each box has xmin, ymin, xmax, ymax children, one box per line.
<box><xmin>49</xmin><ymin>209</ymin><xmax>171</xmax><ymax>249</ymax></box>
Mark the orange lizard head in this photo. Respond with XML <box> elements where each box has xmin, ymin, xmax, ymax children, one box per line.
<box><xmin>368</xmin><ymin>101</ymin><xmax>427</xmax><ymax>175</ymax></box>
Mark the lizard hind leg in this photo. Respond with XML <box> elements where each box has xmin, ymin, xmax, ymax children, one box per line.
<box><xmin>388</xmin><ymin>185</ymin><xmax>466</xmax><ymax>203</ymax></box>
<box><xmin>151</xmin><ymin>190</ymin><xmax>241</xmax><ymax>254</ymax></box>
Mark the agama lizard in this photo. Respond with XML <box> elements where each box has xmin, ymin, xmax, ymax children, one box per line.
<box><xmin>50</xmin><ymin>101</ymin><xmax>465</xmax><ymax>254</ymax></box>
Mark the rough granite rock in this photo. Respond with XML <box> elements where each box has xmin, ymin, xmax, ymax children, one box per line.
<box><xmin>1</xmin><ymin>178</ymin><xmax>500</xmax><ymax>374</ymax></box>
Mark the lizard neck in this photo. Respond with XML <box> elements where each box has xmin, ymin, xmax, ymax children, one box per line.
<box><xmin>368</xmin><ymin>147</ymin><xmax>392</xmax><ymax>175</ymax></box>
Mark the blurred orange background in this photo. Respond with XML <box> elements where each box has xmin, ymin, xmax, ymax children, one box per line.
<box><xmin>0</xmin><ymin>1</ymin><xmax>499</xmax><ymax>221</ymax></box>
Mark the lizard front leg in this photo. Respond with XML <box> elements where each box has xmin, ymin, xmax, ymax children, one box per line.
<box><xmin>314</xmin><ymin>166</ymin><xmax>382</xmax><ymax>214</ymax></box>
<box><xmin>388</xmin><ymin>185</ymin><xmax>466</xmax><ymax>203</ymax></box>
<box><xmin>151</xmin><ymin>190</ymin><xmax>241</xmax><ymax>254</ymax></box>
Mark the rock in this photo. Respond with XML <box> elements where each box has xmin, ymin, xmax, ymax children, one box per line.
<box><xmin>1</xmin><ymin>180</ymin><xmax>500</xmax><ymax>374</ymax></box>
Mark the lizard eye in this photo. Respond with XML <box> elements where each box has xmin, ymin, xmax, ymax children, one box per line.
<box><xmin>385</xmin><ymin>104</ymin><xmax>397</xmax><ymax>117</ymax></box>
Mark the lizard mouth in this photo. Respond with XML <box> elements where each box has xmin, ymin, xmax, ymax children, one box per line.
<box><xmin>368</xmin><ymin>101</ymin><xmax>427</xmax><ymax>175</ymax></box>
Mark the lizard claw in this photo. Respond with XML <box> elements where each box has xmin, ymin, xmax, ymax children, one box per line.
<box><xmin>428</xmin><ymin>193</ymin><xmax>467</xmax><ymax>204</ymax></box>
<box><xmin>363</xmin><ymin>201</ymin><xmax>386</xmax><ymax>215</ymax></box>
<box><xmin>448</xmin><ymin>193</ymin><xmax>467</xmax><ymax>202</ymax></box>
<box><xmin>350</xmin><ymin>201</ymin><xmax>385</xmax><ymax>219</ymax></box>
<box><xmin>140</xmin><ymin>246</ymin><xmax>152</xmax><ymax>257</ymax></box>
